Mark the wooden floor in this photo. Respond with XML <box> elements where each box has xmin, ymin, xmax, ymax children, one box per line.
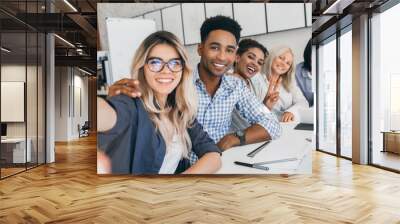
<box><xmin>1</xmin><ymin>135</ymin><xmax>400</xmax><ymax>223</ymax></box>
<box><xmin>1</xmin><ymin>167</ymin><xmax>26</xmax><ymax>178</ymax></box>
<box><xmin>1</xmin><ymin>163</ymin><xmax>45</xmax><ymax>178</ymax></box>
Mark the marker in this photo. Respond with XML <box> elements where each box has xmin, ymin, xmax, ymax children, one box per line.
<box><xmin>253</xmin><ymin>157</ymin><xmax>298</xmax><ymax>166</ymax></box>
<box><xmin>247</xmin><ymin>141</ymin><xmax>270</xmax><ymax>158</ymax></box>
<box><xmin>234</xmin><ymin>161</ymin><xmax>269</xmax><ymax>171</ymax></box>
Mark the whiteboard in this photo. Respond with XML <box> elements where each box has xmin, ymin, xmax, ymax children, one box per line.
<box><xmin>161</xmin><ymin>5</ymin><xmax>184</xmax><ymax>44</ymax></box>
<box><xmin>182</xmin><ymin>3</ymin><xmax>205</xmax><ymax>45</ymax></box>
<box><xmin>105</xmin><ymin>18</ymin><xmax>156</xmax><ymax>84</ymax></box>
<box><xmin>1</xmin><ymin>82</ymin><xmax>25</xmax><ymax>122</ymax></box>
<box><xmin>205</xmin><ymin>3</ymin><xmax>233</xmax><ymax>18</ymax></box>
<box><xmin>266</xmin><ymin>3</ymin><xmax>305</xmax><ymax>32</ymax></box>
<box><xmin>144</xmin><ymin>10</ymin><xmax>163</xmax><ymax>31</ymax></box>
<box><xmin>233</xmin><ymin>3</ymin><xmax>266</xmax><ymax>37</ymax></box>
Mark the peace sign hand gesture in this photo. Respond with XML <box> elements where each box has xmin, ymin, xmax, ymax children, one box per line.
<box><xmin>264</xmin><ymin>76</ymin><xmax>281</xmax><ymax>110</ymax></box>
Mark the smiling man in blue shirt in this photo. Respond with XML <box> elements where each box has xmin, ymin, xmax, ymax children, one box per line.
<box><xmin>188</xmin><ymin>15</ymin><xmax>281</xmax><ymax>163</ymax></box>
<box><xmin>108</xmin><ymin>16</ymin><xmax>281</xmax><ymax>165</ymax></box>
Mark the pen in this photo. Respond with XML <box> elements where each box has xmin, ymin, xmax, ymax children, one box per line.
<box><xmin>253</xmin><ymin>157</ymin><xmax>298</xmax><ymax>166</ymax></box>
<box><xmin>247</xmin><ymin>141</ymin><xmax>270</xmax><ymax>158</ymax></box>
<box><xmin>234</xmin><ymin>161</ymin><xmax>269</xmax><ymax>171</ymax></box>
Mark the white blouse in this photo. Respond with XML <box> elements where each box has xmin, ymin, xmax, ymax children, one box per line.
<box><xmin>230</xmin><ymin>73</ymin><xmax>308</xmax><ymax>132</ymax></box>
<box><xmin>158</xmin><ymin>135</ymin><xmax>184</xmax><ymax>174</ymax></box>
<box><xmin>251</xmin><ymin>73</ymin><xmax>309</xmax><ymax>121</ymax></box>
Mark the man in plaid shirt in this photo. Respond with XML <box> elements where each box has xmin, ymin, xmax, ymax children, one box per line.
<box><xmin>107</xmin><ymin>16</ymin><xmax>281</xmax><ymax>166</ymax></box>
<box><xmin>187</xmin><ymin>16</ymin><xmax>281</xmax><ymax>164</ymax></box>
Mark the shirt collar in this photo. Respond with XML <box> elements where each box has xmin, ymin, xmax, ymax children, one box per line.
<box><xmin>193</xmin><ymin>64</ymin><xmax>201</xmax><ymax>84</ymax></box>
<box><xmin>193</xmin><ymin>63</ymin><xmax>230</xmax><ymax>92</ymax></box>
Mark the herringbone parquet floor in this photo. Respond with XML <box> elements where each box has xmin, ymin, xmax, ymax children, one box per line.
<box><xmin>1</xmin><ymin>135</ymin><xmax>400</xmax><ymax>223</ymax></box>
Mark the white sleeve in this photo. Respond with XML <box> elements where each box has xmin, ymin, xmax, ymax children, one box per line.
<box><xmin>250</xmin><ymin>73</ymin><xmax>268</xmax><ymax>101</ymax></box>
<box><xmin>286</xmin><ymin>82</ymin><xmax>309</xmax><ymax>121</ymax></box>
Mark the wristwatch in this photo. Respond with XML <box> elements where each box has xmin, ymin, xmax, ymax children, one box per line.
<box><xmin>235</xmin><ymin>130</ymin><xmax>246</xmax><ymax>146</ymax></box>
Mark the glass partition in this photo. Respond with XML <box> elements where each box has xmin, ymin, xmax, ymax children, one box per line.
<box><xmin>1</xmin><ymin>31</ymin><xmax>28</xmax><ymax>177</ymax></box>
<box><xmin>317</xmin><ymin>36</ymin><xmax>337</xmax><ymax>155</ymax></box>
<box><xmin>0</xmin><ymin>1</ymin><xmax>46</xmax><ymax>179</ymax></box>
<box><xmin>370</xmin><ymin>3</ymin><xmax>400</xmax><ymax>171</ymax></box>
<box><xmin>339</xmin><ymin>27</ymin><xmax>352</xmax><ymax>158</ymax></box>
<box><xmin>38</xmin><ymin>32</ymin><xmax>45</xmax><ymax>165</ymax></box>
<box><xmin>27</xmin><ymin>31</ymin><xmax>38</xmax><ymax>169</ymax></box>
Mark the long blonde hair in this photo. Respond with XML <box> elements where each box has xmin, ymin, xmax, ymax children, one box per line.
<box><xmin>263</xmin><ymin>46</ymin><xmax>295</xmax><ymax>91</ymax></box>
<box><xmin>130</xmin><ymin>31</ymin><xmax>198</xmax><ymax>158</ymax></box>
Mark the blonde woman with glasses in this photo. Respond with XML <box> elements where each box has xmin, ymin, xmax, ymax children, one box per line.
<box><xmin>97</xmin><ymin>31</ymin><xmax>221</xmax><ymax>174</ymax></box>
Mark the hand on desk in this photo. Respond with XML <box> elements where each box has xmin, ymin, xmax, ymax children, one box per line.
<box><xmin>281</xmin><ymin>112</ymin><xmax>294</xmax><ymax>122</ymax></box>
<box><xmin>217</xmin><ymin>133</ymin><xmax>240</xmax><ymax>151</ymax></box>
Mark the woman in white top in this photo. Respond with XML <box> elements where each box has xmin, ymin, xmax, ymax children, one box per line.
<box><xmin>258</xmin><ymin>46</ymin><xmax>308</xmax><ymax>122</ymax></box>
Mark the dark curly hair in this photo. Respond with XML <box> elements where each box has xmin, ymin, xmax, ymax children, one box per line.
<box><xmin>303</xmin><ymin>39</ymin><xmax>312</xmax><ymax>72</ymax></box>
<box><xmin>237</xmin><ymin>39</ymin><xmax>268</xmax><ymax>57</ymax></box>
<box><xmin>200</xmin><ymin>15</ymin><xmax>242</xmax><ymax>43</ymax></box>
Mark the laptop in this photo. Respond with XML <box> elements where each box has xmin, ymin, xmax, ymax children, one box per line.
<box><xmin>295</xmin><ymin>107</ymin><xmax>314</xmax><ymax>131</ymax></box>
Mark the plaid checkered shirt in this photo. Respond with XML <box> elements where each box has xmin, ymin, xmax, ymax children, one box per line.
<box><xmin>189</xmin><ymin>66</ymin><xmax>282</xmax><ymax>165</ymax></box>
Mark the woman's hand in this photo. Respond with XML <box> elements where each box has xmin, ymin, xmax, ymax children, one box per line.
<box><xmin>182</xmin><ymin>152</ymin><xmax>221</xmax><ymax>174</ymax></box>
<box><xmin>265</xmin><ymin>91</ymin><xmax>280</xmax><ymax>110</ymax></box>
<box><xmin>97</xmin><ymin>150</ymin><xmax>111</xmax><ymax>174</ymax></box>
<box><xmin>281</xmin><ymin>111</ymin><xmax>294</xmax><ymax>122</ymax></box>
<box><xmin>108</xmin><ymin>78</ymin><xmax>142</xmax><ymax>98</ymax></box>
<box><xmin>264</xmin><ymin>76</ymin><xmax>281</xmax><ymax>110</ymax></box>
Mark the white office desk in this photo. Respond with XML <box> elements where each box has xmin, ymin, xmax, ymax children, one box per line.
<box><xmin>217</xmin><ymin>122</ymin><xmax>313</xmax><ymax>174</ymax></box>
<box><xmin>1</xmin><ymin>137</ymin><xmax>32</xmax><ymax>163</ymax></box>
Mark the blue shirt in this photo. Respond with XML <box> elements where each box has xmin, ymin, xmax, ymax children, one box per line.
<box><xmin>189</xmin><ymin>66</ymin><xmax>282</xmax><ymax>164</ymax></box>
<box><xmin>295</xmin><ymin>62</ymin><xmax>313</xmax><ymax>107</ymax></box>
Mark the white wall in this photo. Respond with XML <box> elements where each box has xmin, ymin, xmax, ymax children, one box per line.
<box><xmin>54</xmin><ymin>67</ymin><xmax>89</xmax><ymax>141</ymax></box>
<box><xmin>1</xmin><ymin>65</ymin><xmax>26</xmax><ymax>139</ymax></box>
<box><xmin>185</xmin><ymin>28</ymin><xmax>310</xmax><ymax>69</ymax></box>
<box><xmin>1</xmin><ymin>63</ymin><xmax>46</xmax><ymax>163</ymax></box>
<box><xmin>1</xmin><ymin>65</ymin><xmax>26</xmax><ymax>81</ymax></box>
<box><xmin>54</xmin><ymin>66</ymin><xmax>68</xmax><ymax>141</ymax></box>
<box><xmin>1</xmin><ymin>65</ymin><xmax>38</xmax><ymax>138</ymax></box>
<box><xmin>73</xmin><ymin>73</ymin><xmax>89</xmax><ymax>138</ymax></box>
<box><xmin>98</xmin><ymin>3</ymin><xmax>311</xmax><ymax>74</ymax></box>
<box><xmin>98</xmin><ymin>3</ymin><xmax>175</xmax><ymax>50</ymax></box>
